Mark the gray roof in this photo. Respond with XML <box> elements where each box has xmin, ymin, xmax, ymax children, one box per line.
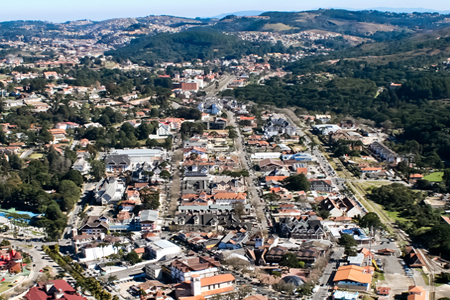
<box><xmin>105</xmin><ymin>154</ymin><xmax>131</xmax><ymax>165</ymax></box>
<box><xmin>140</xmin><ymin>210</ymin><xmax>159</xmax><ymax>222</ymax></box>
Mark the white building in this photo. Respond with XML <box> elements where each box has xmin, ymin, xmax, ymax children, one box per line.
<box><xmin>147</xmin><ymin>239</ymin><xmax>182</xmax><ymax>260</ymax></box>
<box><xmin>250</xmin><ymin>152</ymin><xmax>281</xmax><ymax>160</ymax></box>
<box><xmin>83</xmin><ymin>244</ymin><xmax>118</xmax><ymax>261</ymax></box>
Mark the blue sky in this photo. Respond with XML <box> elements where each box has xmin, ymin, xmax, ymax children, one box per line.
<box><xmin>1</xmin><ymin>0</ymin><xmax>450</xmax><ymax>23</ymax></box>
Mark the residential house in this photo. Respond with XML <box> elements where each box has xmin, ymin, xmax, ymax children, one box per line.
<box><xmin>333</xmin><ymin>265</ymin><xmax>374</xmax><ymax>291</ymax></box>
<box><xmin>309</xmin><ymin>179</ymin><xmax>334</xmax><ymax>192</ymax></box>
<box><xmin>25</xmin><ymin>280</ymin><xmax>84</xmax><ymax>300</ymax></box>
<box><xmin>79</xmin><ymin>216</ymin><xmax>109</xmax><ymax>236</ymax></box>
<box><xmin>321</xmin><ymin>197</ymin><xmax>363</xmax><ymax>218</ymax></box>
<box><xmin>94</xmin><ymin>177</ymin><xmax>126</xmax><ymax>205</ymax></box>
<box><xmin>105</xmin><ymin>154</ymin><xmax>131</xmax><ymax>173</ymax></box>
<box><xmin>170</xmin><ymin>256</ymin><xmax>221</xmax><ymax>282</ymax></box>
<box><xmin>408</xmin><ymin>286</ymin><xmax>426</xmax><ymax>300</ymax></box>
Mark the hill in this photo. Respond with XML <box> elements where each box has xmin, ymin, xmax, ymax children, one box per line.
<box><xmin>212</xmin><ymin>9</ymin><xmax>450</xmax><ymax>40</ymax></box>
<box><xmin>106</xmin><ymin>30</ymin><xmax>289</xmax><ymax>64</ymax></box>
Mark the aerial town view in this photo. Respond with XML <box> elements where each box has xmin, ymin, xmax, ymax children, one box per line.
<box><xmin>1</xmin><ymin>1</ymin><xmax>450</xmax><ymax>300</ymax></box>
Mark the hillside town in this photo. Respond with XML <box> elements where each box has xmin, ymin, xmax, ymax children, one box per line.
<box><xmin>0</xmin><ymin>11</ymin><xmax>450</xmax><ymax>300</ymax></box>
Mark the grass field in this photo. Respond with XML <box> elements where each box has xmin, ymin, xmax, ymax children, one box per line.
<box><xmin>29</xmin><ymin>153</ymin><xmax>44</xmax><ymax>159</ymax></box>
<box><xmin>423</xmin><ymin>172</ymin><xmax>444</xmax><ymax>182</ymax></box>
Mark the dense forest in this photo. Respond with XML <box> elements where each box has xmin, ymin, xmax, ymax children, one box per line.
<box><xmin>107</xmin><ymin>30</ymin><xmax>291</xmax><ymax>64</ymax></box>
<box><xmin>224</xmin><ymin>29</ymin><xmax>450</xmax><ymax>162</ymax></box>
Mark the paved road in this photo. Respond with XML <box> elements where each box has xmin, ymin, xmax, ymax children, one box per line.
<box><xmin>203</xmin><ymin>74</ymin><xmax>235</xmax><ymax>96</ymax></box>
<box><xmin>313</xmin><ymin>248</ymin><xmax>344</xmax><ymax>300</ymax></box>
<box><xmin>228</xmin><ymin>111</ymin><xmax>268</xmax><ymax>229</ymax></box>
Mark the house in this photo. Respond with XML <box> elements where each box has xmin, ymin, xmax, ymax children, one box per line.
<box><xmin>105</xmin><ymin>154</ymin><xmax>131</xmax><ymax>173</ymax></box>
<box><xmin>205</xmin><ymin>117</ymin><xmax>227</xmax><ymax>130</ymax></box>
<box><xmin>129</xmin><ymin>281</ymin><xmax>172</xmax><ymax>300</ymax></box>
<box><xmin>49</xmin><ymin>129</ymin><xmax>67</xmax><ymax>144</ymax></box>
<box><xmin>72</xmin><ymin>157</ymin><xmax>90</xmax><ymax>174</ymax></box>
<box><xmin>278</xmin><ymin>215</ymin><xmax>326</xmax><ymax>240</ymax></box>
<box><xmin>94</xmin><ymin>177</ymin><xmax>126</xmax><ymax>205</ymax></box>
<box><xmin>43</xmin><ymin>71</ymin><xmax>59</xmax><ymax>80</ymax></box>
<box><xmin>25</xmin><ymin>280</ymin><xmax>84</xmax><ymax>300</ymax></box>
<box><xmin>156</xmin><ymin>123</ymin><xmax>171</xmax><ymax>136</ymax></box>
<box><xmin>139</xmin><ymin>210</ymin><xmax>159</xmax><ymax>232</ymax></box>
<box><xmin>259</xmin><ymin>158</ymin><xmax>284</xmax><ymax>172</ymax></box>
<box><xmin>408</xmin><ymin>286</ymin><xmax>426</xmax><ymax>300</ymax></box>
<box><xmin>213</xmin><ymin>192</ymin><xmax>246</xmax><ymax>205</ymax></box>
<box><xmin>333</xmin><ymin>265</ymin><xmax>374</xmax><ymax>291</ymax></box>
<box><xmin>79</xmin><ymin>216</ymin><xmax>109</xmax><ymax>236</ymax></box>
<box><xmin>55</xmin><ymin>122</ymin><xmax>79</xmax><ymax>130</ymax></box>
<box><xmin>309</xmin><ymin>179</ymin><xmax>334</xmax><ymax>192</ymax></box>
<box><xmin>376</xmin><ymin>287</ymin><xmax>391</xmax><ymax>296</ymax></box>
<box><xmin>170</xmin><ymin>256</ymin><xmax>221</xmax><ymax>282</ymax></box>
<box><xmin>321</xmin><ymin>197</ymin><xmax>363</xmax><ymax>218</ymax></box>
<box><xmin>405</xmin><ymin>247</ymin><xmax>426</xmax><ymax>267</ymax></box>
<box><xmin>0</xmin><ymin>248</ymin><xmax>23</xmax><ymax>273</ymax></box>
<box><xmin>174</xmin><ymin>273</ymin><xmax>235</xmax><ymax>300</ymax></box>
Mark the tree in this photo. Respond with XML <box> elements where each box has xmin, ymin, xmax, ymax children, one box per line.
<box><xmin>59</xmin><ymin>180</ymin><xmax>81</xmax><ymax>211</ymax></box>
<box><xmin>262</xmin><ymin>193</ymin><xmax>281</xmax><ymax>202</ymax></box>
<box><xmin>139</xmin><ymin>189</ymin><xmax>160</xmax><ymax>211</ymax></box>
<box><xmin>338</xmin><ymin>234</ymin><xmax>357</xmax><ymax>256</ymax></box>
<box><xmin>272</xmin><ymin>280</ymin><xmax>295</xmax><ymax>295</ymax></box>
<box><xmin>280</xmin><ymin>252</ymin><xmax>305</xmax><ymax>269</ymax></box>
<box><xmin>62</xmin><ymin>170</ymin><xmax>83</xmax><ymax>186</ymax></box>
<box><xmin>232</xmin><ymin>202</ymin><xmax>246</xmax><ymax>219</ymax></box>
<box><xmin>125</xmin><ymin>250</ymin><xmax>141</xmax><ymax>265</ymax></box>
<box><xmin>90</xmin><ymin>160</ymin><xmax>105</xmax><ymax>181</ymax></box>
<box><xmin>0</xmin><ymin>239</ymin><xmax>10</xmax><ymax>246</ymax></box>
<box><xmin>359</xmin><ymin>212</ymin><xmax>383</xmax><ymax>230</ymax></box>
<box><xmin>160</xmin><ymin>170</ymin><xmax>171</xmax><ymax>181</ymax></box>
<box><xmin>283</xmin><ymin>174</ymin><xmax>310</xmax><ymax>191</ymax></box>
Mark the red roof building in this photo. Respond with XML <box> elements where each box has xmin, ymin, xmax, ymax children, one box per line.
<box><xmin>25</xmin><ymin>280</ymin><xmax>85</xmax><ymax>300</ymax></box>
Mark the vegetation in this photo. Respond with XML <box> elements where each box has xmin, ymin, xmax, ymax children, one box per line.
<box><xmin>338</xmin><ymin>234</ymin><xmax>357</xmax><ymax>256</ymax></box>
<box><xmin>283</xmin><ymin>174</ymin><xmax>310</xmax><ymax>191</ymax></box>
<box><xmin>108</xmin><ymin>30</ymin><xmax>290</xmax><ymax>64</ymax></box>
<box><xmin>279</xmin><ymin>252</ymin><xmax>305</xmax><ymax>269</ymax></box>
<box><xmin>369</xmin><ymin>184</ymin><xmax>449</xmax><ymax>255</ymax></box>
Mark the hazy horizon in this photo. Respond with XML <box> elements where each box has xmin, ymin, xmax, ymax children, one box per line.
<box><xmin>1</xmin><ymin>0</ymin><xmax>450</xmax><ymax>23</ymax></box>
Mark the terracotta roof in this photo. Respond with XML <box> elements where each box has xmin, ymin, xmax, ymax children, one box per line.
<box><xmin>442</xmin><ymin>216</ymin><xmax>450</xmax><ymax>226</ymax></box>
<box><xmin>265</xmin><ymin>176</ymin><xmax>288</xmax><ymax>182</ymax></box>
<box><xmin>200</xmin><ymin>274</ymin><xmax>235</xmax><ymax>286</ymax></box>
<box><xmin>333</xmin><ymin>265</ymin><xmax>373</xmax><ymax>284</ymax></box>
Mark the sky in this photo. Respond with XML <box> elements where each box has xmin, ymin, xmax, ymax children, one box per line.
<box><xmin>1</xmin><ymin>0</ymin><xmax>450</xmax><ymax>23</ymax></box>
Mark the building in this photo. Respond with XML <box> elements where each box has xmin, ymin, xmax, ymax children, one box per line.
<box><xmin>72</xmin><ymin>157</ymin><xmax>90</xmax><ymax>174</ymax></box>
<box><xmin>79</xmin><ymin>216</ymin><xmax>109</xmax><ymax>236</ymax></box>
<box><xmin>333</xmin><ymin>265</ymin><xmax>374</xmax><ymax>291</ymax></box>
<box><xmin>94</xmin><ymin>177</ymin><xmax>126</xmax><ymax>205</ymax></box>
<box><xmin>309</xmin><ymin>179</ymin><xmax>334</xmax><ymax>192</ymax></box>
<box><xmin>25</xmin><ymin>280</ymin><xmax>84</xmax><ymax>300</ymax></box>
<box><xmin>105</xmin><ymin>154</ymin><xmax>131</xmax><ymax>173</ymax></box>
<box><xmin>408</xmin><ymin>286</ymin><xmax>426</xmax><ymax>300</ymax></box>
<box><xmin>139</xmin><ymin>210</ymin><xmax>159</xmax><ymax>232</ymax></box>
<box><xmin>109</xmin><ymin>148</ymin><xmax>166</xmax><ymax>166</ymax></box>
<box><xmin>370</xmin><ymin>142</ymin><xmax>401</xmax><ymax>163</ymax></box>
<box><xmin>321</xmin><ymin>197</ymin><xmax>363</xmax><ymax>218</ymax></box>
<box><xmin>148</xmin><ymin>239</ymin><xmax>182</xmax><ymax>260</ymax></box>
<box><xmin>174</xmin><ymin>274</ymin><xmax>235</xmax><ymax>300</ymax></box>
<box><xmin>170</xmin><ymin>256</ymin><xmax>221</xmax><ymax>282</ymax></box>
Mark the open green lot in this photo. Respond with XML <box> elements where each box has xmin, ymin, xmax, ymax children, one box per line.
<box><xmin>423</xmin><ymin>172</ymin><xmax>443</xmax><ymax>182</ymax></box>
